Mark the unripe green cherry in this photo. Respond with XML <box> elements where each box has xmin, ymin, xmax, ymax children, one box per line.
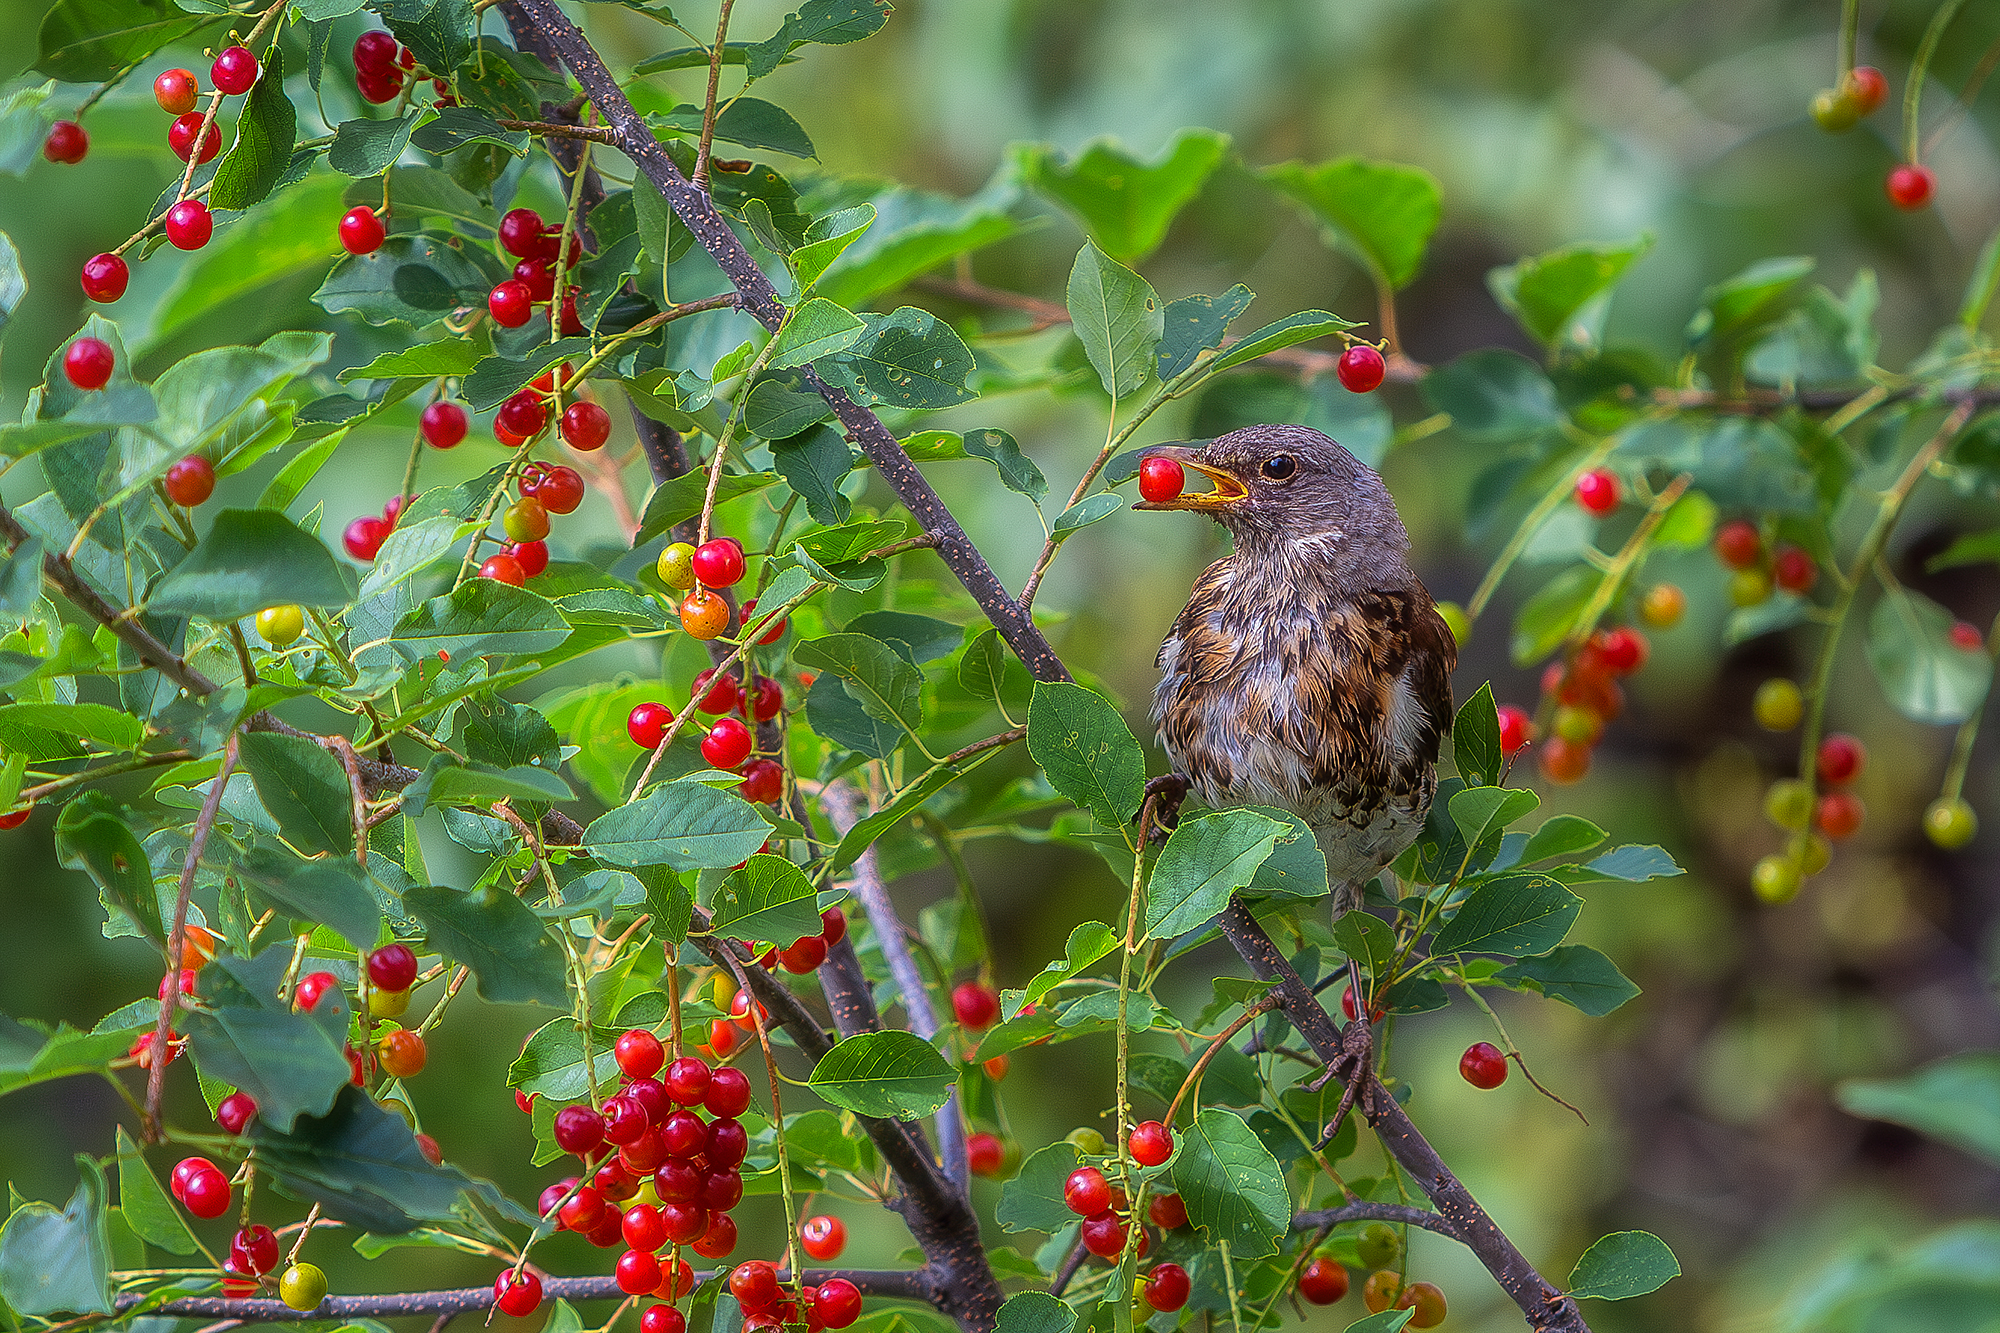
<box><xmin>503</xmin><ymin>498</ymin><xmax>549</xmax><ymax>543</ymax></box>
<box><xmin>1753</xmin><ymin>679</ymin><xmax>1803</xmax><ymax>731</ymax></box>
<box><xmin>370</xmin><ymin>986</ymin><xmax>411</xmax><ymax>1018</ymax></box>
<box><xmin>1065</xmin><ymin>1127</ymin><xmax>1106</xmax><ymax>1156</ymax></box>
<box><xmin>1355</xmin><ymin>1222</ymin><xmax>1402</xmax><ymax>1269</ymax></box>
<box><xmin>1751</xmin><ymin>854</ymin><xmax>1801</xmax><ymax>904</ymax></box>
<box><xmin>279</xmin><ymin>1263</ymin><xmax>327</xmax><ymax>1311</ymax></box>
<box><xmin>256</xmin><ymin>604</ymin><xmax>305</xmax><ymax>647</ymax></box>
<box><xmin>1811</xmin><ymin>86</ymin><xmax>1860</xmax><ymax>132</ymax></box>
<box><xmin>1436</xmin><ymin>601</ymin><xmax>1470</xmax><ymax>647</ymax></box>
<box><xmin>1763</xmin><ymin>778</ymin><xmax>1814</xmax><ymax>831</ymax></box>
<box><xmin>1730</xmin><ymin>568</ymin><xmax>1772</xmax><ymax>607</ymax></box>
<box><xmin>1924</xmin><ymin>797</ymin><xmax>1977</xmax><ymax>849</ymax></box>
<box><xmin>656</xmin><ymin>542</ymin><xmax>697</xmax><ymax>589</ymax></box>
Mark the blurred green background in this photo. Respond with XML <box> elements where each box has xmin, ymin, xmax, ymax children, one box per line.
<box><xmin>3</xmin><ymin>1</ymin><xmax>1999</xmax><ymax>1331</ymax></box>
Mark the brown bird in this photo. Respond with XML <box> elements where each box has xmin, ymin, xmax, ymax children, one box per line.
<box><xmin>1137</xmin><ymin>424</ymin><xmax>1457</xmax><ymax>912</ymax></box>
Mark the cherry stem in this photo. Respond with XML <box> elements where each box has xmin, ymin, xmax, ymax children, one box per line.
<box><xmin>1904</xmin><ymin>0</ymin><xmax>1969</xmax><ymax>164</ymax></box>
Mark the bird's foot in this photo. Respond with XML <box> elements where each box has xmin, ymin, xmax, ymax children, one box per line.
<box><xmin>1312</xmin><ymin>1010</ymin><xmax>1377</xmax><ymax>1143</ymax></box>
<box><xmin>1142</xmin><ymin>773</ymin><xmax>1190</xmax><ymax>840</ymax></box>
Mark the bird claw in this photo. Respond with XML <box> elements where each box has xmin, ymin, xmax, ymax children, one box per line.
<box><xmin>1143</xmin><ymin>774</ymin><xmax>1189</xmax><ymax>839</ymax></box>
<box><xmin>1312</xmin><ymin>1012</ymin><xmax>1376</xmax><ymax>1144</ymax></box>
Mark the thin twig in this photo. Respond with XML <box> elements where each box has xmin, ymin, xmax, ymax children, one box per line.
<box><xmin>691</xmin><ymin>0</ymin><xmax>738</xmax><ymax>187</ymax></box>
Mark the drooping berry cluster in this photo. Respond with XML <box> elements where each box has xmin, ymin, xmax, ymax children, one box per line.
<box><xmin>1507</xmin><ymin>625</ymin><xmax>1651</xmax><ymax>785</ymax></box>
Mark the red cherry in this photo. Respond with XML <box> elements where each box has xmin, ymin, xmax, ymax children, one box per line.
<box><xmin>514</xmin><ymin>256</ymin><xmax>555</xmax><ymax>302</ymax></box>
<box><xmin>216</xmin><ymin>1091</ymin><xmax>257</xmax><ymax>1134</ymax></box>
<box><xmin>1713</xmin><ymin>519</ymin><xmax>1761</xmax><ymax>570</ymax></box>
<box><xmin>800</xmin><ymin>1214</ymin><xmax>846</xmax><ymax>1261</ymax></box>
<box><xmin>1950</xmin><ymin>621</ymin><xmax>1986</xmax><ymax>652</ymax></box>
<box><xmin>658</xmin><ymin>1199</ymin><xmax>708</xmax><ymax>1245</ymax></box>
<box><xmin>231</xmin><ymin>1223</ymin><xmax>280</xmax><ymax>1274</ymax></box>
<box><xmin>1538</xmin><ymin>735</ymin><xmax>1590</xmax><ymax>784</ymax></box>
<box><xmin>701</xmin><ymin>717</ymin><xmax>753</xmax><ymax>770</ymax></box>
<box><xmin>738</xmin><ymin>758</ymin><xmax>784</xmax><ymax>805</ymax></box>
<box><xmin>43</xmin><ymin>121</ymin><xmax>87</xmax><ymax>164</ymax></box>
<box><xmin>1137</xmin><ymin>456</ymin><xmax>1185</xmax><ymax>504</ymax></box>
<box><xmin>704</xmin><ymin>1017</ymin><xmax>741</xmax><ymax>1058</ymax></box>
<box><xmin>705</xmin><ymin>1065</ymin><xmax>751</xmax><ymax>1118</ymax></box>
<box><xmin>1887</xmin><ymin>163</ymin><xmax>1935</xmax><ymax>211</ymax></box>
<box><xmin>1064</xmin><ymin>1167</ymin><xmax>1111</xmax><ymax>1216</ymax></box>
<box><xmin>1148</xmin><ymin>1192</ymin><xmax>1188</xmax><ymax>1228</ymax></box>
<box><xmin>967</xmin><ymin>1132</ymin><xmax>1005</xmax><ymax>1177</ymax></box>
<box><xmin>814</xmin><ymin>1279</ymin><xmax>862</xmax><ymax>1330</ymax></box>
<box><xmin>730</xmin><ymin>1262</ymin><xmax>780</xmax><ymax>1312</ymax></box>
<box><xmin>642</xmin><ymin>1306</ymin><xmax>686</xmax><ymax>1333</ymax></box>
<box><xmin>653</xmin><ymin>1160</ymin><xmax>701</xmax><ymax>1204</ymax></box>
<box><xmin>181</xmin><ymin>1167</ymin><xmax>231</xmax><ymax>1218</ymax></box>
<box><xmin>624</xmin><ymin>1076</ymin><xmax>669</xmax><ymax>1125</ymax></box>
<box><xmin>705</xmin><ymin>1116</ymin><xmax>748</xmax><ymax>1169</ymax></box>
<box><xmin>661</xmin><ymin>1057</ymin><xmax>708</xmax><ymax>1107</ymax></box>
<box><xmin>1848</xmin><ymin>65</ymin><xmax>1889</xmax><ymax>114</ymax></box>
<box><xmin>820</xmin><ymin>906</ymin><xmax>847</xmax><ymax>946</ymax></box>
<box><xmin>745</xmin><ymin>676</ymin><xmax>784</xmax><ymax>723</ymax></box>
<box><xmin>1145</xmin><ymin>1263</ymin><xmax>1190</xmax><ymax>1312</ymax></box>
<box><xmin>562</xmin><ymin>401</ymin><xmax>612</xmax><ymax>451</ymax></box>
<box><xmin>622</xmin><ymin>1203</ymin><xmax>668</xmax><ymax>1253</ymax></box>
<box><xmin>1574</xmin><ymin>468</ymin><xmax>1620</xmax><ymax>514</ymax></box>
<box><xmin>479</xmin><ymin>553</ymin><xmax>524</xmax><ymax>586</ymax></box>
<box><xmin>554</xmin><ymin>1104</ymin><xmax>607</xmax><ymax>1156</ymax></box>
<box><xmin>1816</xmin><ymin>790</ymin><xmax>1865</xmax><ymax>840</ymax></box>
<box><xmin>1596</xmin><ymin>627</ymin><xmax>1648</xmax><ymax>676</ymax></box>
<box><xmin>616</xmin><ymin>1029</ymin><xmax>665</xmax><ymax>1079</ymax></box>
<box><xmin>495</xmin><ymin>389</ymin><xmax>548</xmax><ymax>440</ymax></box>
<box><xmin>535</xmin><ymin>464</ymin><xmax>584</xmax><ymax>514</ymax></box>
<box><xmin>1128</xmin><ymin>1120</ymin><xmax>1173</xmax><ymax>1166</ymax></box>
<box><xmin>1459</xmin><ymin>1040</ymin><xmax>1508</xmax><ymax>1089</ymax></box>
<box><xmin>154</xmin><ymin>69</ymin><xmax>198</xmax><ymax>114</ymax></box>
<box><xmin>170</xmin><ymin>1156</ymin><xmax>214</xmax><ymax>1198</ymax></box>
<box><xmin>210</xmin><ymin>45</ymin><xmax>259</xmax><ymax>95</ymax></box>
<box><xmin>1496</xmin><ymin>704</ymin><xmax>1532</xmax><ymax>757</ymax></box>
<box><xmin>1336</xmin><ymin>344</ymin><xmax>1387</xmax><ymax>393</ymax></box>
<box><xmin>499</xmin><ymin>208</ymin><xmax>545</xmax><ymax>258</ymax></box>
<box><xmin>951</xmin><ymin>982</ymin><xmax>1000</xmax><ymax>1030</ymax></box>
<box><xmin>489</xmin><ymin>280</ymin><xmax>534</xmax><ymax>328</ymax></box>
<box><xmin>353</xmin><ymin>30</ymin><xmax>398</xmax><ymax>74</ymax></box>
<box><xmin>1817</xmin><ymin>733</ymin><xmax>1866</xmax><ymax>786</ymax></box>
<box><xmin>1079</xmin><ymin>1211</ymin><xmax>1125</xmax><ymax>1257</ymax></box>
<box><xmin>339</xmin><ymin>206</ymin><xmax>385</xmax><ymax>256</ymax></box>
<box><xmin>585</xmin><ymin>1205</ymin><xmax>626</xmax><ymax>1248</ymax></box>
<box><xmin>603</xmin><ymin>1095</ymin><xmax>650</xmax><ymax>1146</ymax></box>
<box><xmin>778</xmin><ymin>931</ymin><xmax>826</xmax><ymax>972</ymax></box>
<box><xmin>494</xmin><ymin>1270</ymin><xmax>542</xmax><ymax>1318</ymax></box>
<box><xmin>397</xmin><ymin>45</ymin><xmax>415</xmax><ymax>70</ymax></box>
<box><xmin>691</xmin><ymin>539</ymin><xmax>746</xmax><ymax>587</ymax></box>
<box><xmin>739</xmin><ymin>600</ymin><xmax>788</xmax><ymax>645</ymax></box>
<box><xmin>382</xmin><ymin>493</ymin><xmax>406</xmax><ymax>528</ymax></box>
<box><xmin>63</xmin><ymin>338</ymin><xmax>114</xmax><ymax>390</ymax></box>
<box><xmin>81</xmin><ymin>252</ymin><xmax>128</xmax><ymax>302</ymax></box>
<box><xmin>0</xmin><ymin>806</ymin><xmax>30</xmax><ymax>830</ymax></box>
<box><xmin>593</xmin><ymin>1160</ymin><xmax>638</xmax><ymax>1201</ymax></box>
<box><xmin>1298</xmin><ymin>1258</ymin><xmax>1349</xmax><ymax>1305</ymax></box>
<box><xmin>690</xmin><ymin>1213</ymin><xmax>736</xmax><ymax>1259</ymax></box>
<box><xmin>1772</xmin><ymin>545</ymin><xmax>1817</xmax><ymax>594</ymax></box>
<box><xmin>293</xmin><ymin>971</ymin><xmax>338</xmax><ymax>1011</ymax></box>
<box><xmin>165</xmin><ymin>199</ymin><xmax>212</xmax><ymax>250</ymax></box>
<box><xmin>343</xmin><ymin>514</ymin><xmax>390</xmax><ymax>561</ymax></box>
<box><xmin>356</xmin><ymin>68</ymin><xmax>403</xmax><ymax>104</ymax></box>
<box><xmin>367</xmin><ymin>943</ymin><xmax>418</xmax><ymax>992</ymax></box>
<box><xmin>559</xmin><ymin>286</ymin><xmax>584</xmax><ymax>335</ymax></box>
<box><xmin>700</xmin><ymin>1168</ymin><xmax>743</xmax><ymax>1212</ymax></box>
<box><xmin>692</xmin><ymin>669</ymin><xmax>742</xmax><ymax>714</ymax></box>
<box><xmin>421</xmin><ymin>400</ymin><xmax>468</xmax><ymax>448</ymax></box>
<box><xmin>168</xmin><ymin>113</ymin><xmax>220</xmax><ymax>164</ymax></box>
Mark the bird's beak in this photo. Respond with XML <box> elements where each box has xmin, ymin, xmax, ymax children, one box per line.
<box><xmin>1131</xmin><ymin>444</ymin><xmax>1248</xmax><ymax>511</ymax></box>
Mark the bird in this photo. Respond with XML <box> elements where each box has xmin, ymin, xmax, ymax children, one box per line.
<box><xmin>1136</xmin><ymin>423</ymin><xmax>1457</xmax><ymax>913</ymax></box>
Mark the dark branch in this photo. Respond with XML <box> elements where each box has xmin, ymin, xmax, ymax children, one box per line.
<box><xmin>1291</xmin><ymin>1202</ymin><xmax>1460</xmax><ymax>1242</ymax></box>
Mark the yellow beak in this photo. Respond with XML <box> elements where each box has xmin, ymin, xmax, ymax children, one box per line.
<box><xmin>1131</xmin><ymin>445</ymin><xmax>1248</xmax><ymax>512</ymax></box>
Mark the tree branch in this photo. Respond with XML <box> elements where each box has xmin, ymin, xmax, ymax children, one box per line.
<box><xmin>1291</xmin><ymin>1202</ymin><xmax>1459</xmax><ymax>1242</ymax></box>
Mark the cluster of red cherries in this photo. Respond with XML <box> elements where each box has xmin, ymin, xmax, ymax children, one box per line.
<box><xmin>490</xmin><ymin>207</ymin><xmax>587</xmax><ymax>334</ymax></box>
<box><xmin>626</xmin><ymin>653</ymin><xmax>787</xmax><ymax>803</ymax></box>
<box><xmin>1497</xmin><ymin>623</ymin><xmax>1651</xmax><ymax>786</ymax></box>
<box><xmin>512</xmin><ymin>1026</ymin><xmax>864</xmax><ymax>1332</ymax></box>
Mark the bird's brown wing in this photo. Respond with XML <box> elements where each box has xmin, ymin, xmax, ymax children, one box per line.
<box><xmin>1402</xmin><ymin>582</ymin><xmax>1458</xmax><ymax>767</ymax></box>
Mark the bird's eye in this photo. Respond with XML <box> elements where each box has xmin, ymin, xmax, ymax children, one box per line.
<box><xmin>1261</xmin><ymin>454</ymin><xmax>1296</xmax><ymax>481</ymax></box>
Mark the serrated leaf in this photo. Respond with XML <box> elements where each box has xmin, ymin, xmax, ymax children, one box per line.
<box><xmin>314</xmin><ymin>232</ymin><xmax>496</xmax><ymax>327</ymax></box>
<box><xmin>1451</xmin><ymin>683</ymin><xmax>1502</xmax><ymax>787</ymax></box>
<box><xmin>238</xmin><ymin>731</ymin><xmax>354</xmax><ymax>857</ymax></box>
<box><xmin>1207</xmin><ymin>310</ymin><xmax>1356</xmax><ymax>375</ymax></box>
<box><xmin>995</xmin><ymin>1141</ymin><xmax>1079</xmax><ymax>1234</ymax></box>
<box><xmin>1431</xmin><ymin>874</ymin><xmax>1580</xmax><ymax>958</ymax></box>
<box><xmin>1026</xmin><ymin>682</ymin><xmax>1145</xmax><ymax>830</ymax></box>
<box><xmin>231</xmin><ymin>844</ymin><xmax>385</xmax><ymax>951</ymax></box>
<box><xmin>1067</xmin><ymin>240</ymin><xmax>1162</xmax><ymax>399</ymax></box>
<box><xmin>209</xmin><ymin>48</ymin><xmax>295</xmax><ymax>211</ymax></box>
<box><xmin>1448</xmin><ymin>785</ymin><xmax>1539</xmax><ymax>853</ymax></box>
<box><xmin>1488</xmin><ymin>235</ymin><xmax>1653</xmax><ymax>347</ymax></box>
<box><xmin>1518</xmin><ymin>815</ymin><xmax>1606</xmax><ymax>865</ymax></box>
<box><xmin>963</xmin><ymin>427</ymin><xmax>1048</xmax><ymax>505</ymax></box>
<box><xmin>1169</xmin><ymin>1107</ymin><xmax>1288</xmax><ymax>1259</ymax></box>
<box><xmin>1263</xmin><ymin>156</ymin><xmax>1442</xmax><ymax>289</ymax></box>
<box><xmin>1494</xmin><ymin>946</ymin><xmax>1638</xmax><ymax>1016</ymax></box>
<box><xmin>403</xmin><ymin>885</ymin><xmax>568</xmax><ymax>1006</ymax></box>
<box><xmin>583</xmin><ymin>779</ymin><xmax>771</xmax><ymax>870</ymax></box>
<box><xmin>794</xmin><ymin>634</ymin><xmax>925</xmax><ymax>737</ymax></box>
<box><xmin>181</xmin><ymin>950</ymin><xmax>353</xmax><ymax>1131</ymax></box>
<box><xmin>1145</xmin><ymin>809</ymin><xmax>1286</xmax><ymax>938</ymax></box>
<box><xmin>808</xmin><ymin>1031</ymin><xmax>956</xmax><ymax>1120</ymax></box>
<box><xmin>148</xmin><ymin>509</ymin><xmax>351</xmax><ymax>621</ymax></box>
<box><xmin>0</xmin><ymin>1158</ymin><xmax>111</xmax><ymax>1314</ymax></box>
<box><xmin>712</xmin><ymin>855</ymin><xmax>823</xmax><ymax>946</ymax></box>
<box><xmin>390</xmin><ymin>580</ymin><xmax>570</xmax><ymax>661</ymax></box>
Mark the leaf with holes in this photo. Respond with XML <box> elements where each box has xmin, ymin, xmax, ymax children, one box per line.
<box><xmin>816</xmin><ymin>306</ymin><xmax>976</xmax><ymax>410</ymax></box>
<box><xmin>1067</xmin><ymin>240</ymin><xmax>1162</xmax><ymax>398</ymax></box>
<box><xmin>1026</xmin><ymin>681</ymin><xmax>1145</xmax><ymax>831</ymax></box>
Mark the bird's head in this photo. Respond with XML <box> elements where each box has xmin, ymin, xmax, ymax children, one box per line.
<box><xmin>1133</xmin><ymin>424</ymin><xmax>1410</xmax><ymax>563</ymax></box>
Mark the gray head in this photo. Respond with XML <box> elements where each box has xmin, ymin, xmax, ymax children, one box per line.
<box><xmin>1134</xmin><ymin>424</ymin><xmax>1411</xmax><ymax>566</ymax></box>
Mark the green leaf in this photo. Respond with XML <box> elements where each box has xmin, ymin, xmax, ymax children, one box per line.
<box><xmin>1026</xmin><ymin>681</ymin><xmax>1145</xmax><ymax>830</ymax></box>
<box><xmin>0</xmin><ymin>703</ymin><xmax>144</xmax><ymax>758</ymax></box>
<box><xmin>209</xmin><ymin>47</ymin><xmax>296</xmax><ymax>211</ymax></box>
<box><xmin>1169</xmin><ymin>1107</ymin><xmax>1289</xmax><ymax>1259</ymax></box>
<box><xmin>1332</xmin><ymin>912</ymin><xmax>1396</xmax><ymax>982</ymax></box>
<box><xmin>1686</xmin><ymin>257</ymin><xmax>1814</xmax><ymax>345</ymax></box>
<box><xmin>793</xmin><ymin>204</ymin><xmax>874</xmax><ymax>290</ymax></box>
<box><xmin>329</xmin><ymin>115</ymin><xmax>418</xmax><ymax>176</ymax></box>
<box><xmin>960</xmin><ymin>428</ymin><xmax>1048</xmax><ymax>505</ymax></box>
<box><xmin>769</xmin><ymin>298</ymin><xmax>865</xmax><ymax>368</ymax></box>
<box><xmin>995</xmin><ymin>1141</ymin><xmax>1079</xmax><ymax>1233</ymax></box>
<box><xmin>1340</xmin><ymin>1314</ymin><xmax>1413</xmax><ymax>1333</ymax></box>
<box><xmin>391</xmin><ymin>580</ymin><xmax>570</xmax><ymax>662</ymax></box>
<box><xmin>959</xmin><ymin>628</ymin><xmax>1009</xmax><ymax>703</ymax></box>
<box><xmin>808</xmin><ymin>1031</ymin><xmax>957</xmax><ymax>1121</ymax></box>
<box><xmin>1242</xmin><ymin>806</ymin><xmax>1328</xmax><ymax>899</ymax></box>
<box><xmin>314</xmin><ymin>233</ymin><xmax>497</xmax><ymax>327</ymax></box>
<box><xmin>993</xmin><ymin>1293</ymin><xmax>1075</xmax><ymax>1333</ymax></box>
<box><xmin>154</xmin><ymin>175</ymin><xmax>352</xmax><ymax>343</ymax></box>
<box><xmin>35</xmin><ymin>0</ymin><xmax>209</xmax><ymax>83</ymax></box>
<box><xmin>1488</xmin><ymin>235</ymin><xmax>1653</xmax><ymax>348</ymax></box>
<box><xmin>1007</xmin><ymin>921</ymin><xmax>1118</xmax><ymax>1019</ymax></box>
<box><xmin>1452</xmin><ymin>683</ymin><xmax>1502</xmax><ymax>787</ymax></box>
<box><xmin>1423</xmin><ymin>349</ymin><xmax>1563</xmax><ymax>444</ymax></box>
<box><xmin>1510</xmin><ymin>565</ymin><xmax>1602</xmax><ymax>667</ymax></box>
<box><xmin>1865</xmin><ymin>584</ymin><xmax>1993</xmax><ymax>725</ymax></box>
<box><xmin>148</xmin><ymin>509</ymin><xmax>350</xmax><ymax>622</ymax></box>
<box><xmin>650</xmin><ymin>98</ymin><xmax>816</xmax><ymax>158</ymax></box>
<box><xmin>816</xmin><ymin>306</ymin><xmax>976</xmax><ymax>410</ymax></box>
<box><xmin>1494</xmin><ymin>946</ymin><xmax>1639</xmax><ymax>1016</ymax></box>
<box><xmin>403</xmin><ymin>885</ymin><xmax>568</xmax><ymax>1006</ymax></box>
<box><xmin>812</xmin><ymin>175</ymin><xmax>1019</xmax><ymax>309</ymax></box>
<box><xmin>249</xmin><ymin>1084</ymin><xmax>523</xmax><ymax>1234</ymax></box>
<box><xmin>794</xmin><ymin>634</ymin><xmax>925</xmax><ymax>737</ymax></box>
<box><xmin>1962</xmin><ymin>225</ymin><xmax>2000</xmax><ymax>331</ymax></box>
<box><xmin>1146</xmin><ymin>810</ymin><xmax>1287</xmax><ymax>938</ymax></box>
<box><xmin>828</xmin><ymin>758</ymin><xmax>981</xmax><ymax>874</ymax></box>
<box><xmin>1447</xmin><ymin>786</ymin><xmax>1539</xmax><ymax>853</ymax></box>
<box><xmin>55</xmin><ymin>797</ymin><xmax>162</xmax><ymax>942</ymax></box>
<box><xmin>509</xmin><ymin>1019</ymin><xmax>620</xmax><ymax>1102</ymax></box>
<box><xmin>114</xmin><ymin>1128</ymin><xmax>195</xmax><ymax>1255</ymax></box>
<box><xmin>1432</xmin><ymin>874</ymin><xmax>1581</xmax><ymax>958</ymax></box>
<box><xmin>232</xmin><ymin>845</ymin><xmax>385</xmax><ymax>951</ymax></box>
<box><xmin>1838</xmin><ymin>1053</ymin><xmax>2000</xmax><ymax>1168</ymax></box>
<box><xmin>1206</xmin><ymin>310</ymin><xmax>1357</xmax><ymax>375</ymax></box>
<box><xmin>1017</xmin><ymin>129</ymin><xmax>1230</xmax><ymax>263</ymax></box>
<box><xmin>770</xmin><ymin>423</ymin><xmax>856</xmax><ymax>524</ymax></box>
<box><xmin>1048</xmin><ymin>494</ymin><xmax>1124</xmax><ymax>545</ymax></box>
<box><xmin>1575</xmin><ymin>844</ymin><xmax>1680</xmax><ymax>882</ymax></box>
<box><xmin>0</xmin><ymin>86</ymin><xmax>55</xmax><ymax>180</ymax></box>
<box><xmin>1926</xmin><ymin>528</ymin><xmax>2000</xmax><ymax>573</ymax></box>
<box><xmin>743</xmin><ymin>0</ymin><xmax>891</xmax><ymax>78</ymax></box>
<box><xmin>1066</xmin><ymin>241</ymin><xmax>1163</xmax><ymax>399</ymax></box>
<box><xmin>712</xmin><ymin>855</ymin><xmax>823</xmax><ymax>947</ymax></box>
<box><xmin>239</xmin><ymin>731</ymin><xmax>354</xmax><ymax>857</ymax></box>
<box><xmin>1566</xmin><ymin>1231</ymin><xmax>1680</xmax><ymax>1301</ymax></box>
<box><xmin>0</xmin><ymin>1159</ymin><xmax>111</xmax><ymax>1315</ymax></box>
<box><xmin>1518</xmin><ymin>815</ymin><xmax>1606</xmax><ymax>865</ymax></box>
<box><xmin>401</xmin><ymin>759</ymin><xmax>571</xmax><ymax>815</ymax></box>
<box><xmin>635</xmin><ymin>471</ymin><xmax>780</xmax><ymax>545</ymax></box>
<box><xmin>410</xmin><ymin>106</ymin><xmax>528</xmax><ymax>156</ymax></box>
<box><xmin>181</xmin><ymin>950</ymin><xmax>353</xmax><ymax>1131</ymax></box>
<box><xmin>1157</xmin><ymin>285</ymin><xmax>1255</xmax><ymax>382</ymax></box>
<box><xmin>841</xmin><ymin>610</ymin><xmax>958</xmax><ymax>662</ymax></box>
<box><xmin>583</xmin><ymin>779</ymin><xmax>771</xmax><ymax>871</ymax></box>
<box><xmin>1262</xmin><ymin>156</ymin><xmax>1442</xmax><ymax>289</ymax></box>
